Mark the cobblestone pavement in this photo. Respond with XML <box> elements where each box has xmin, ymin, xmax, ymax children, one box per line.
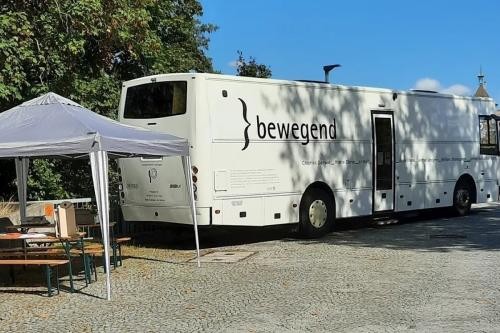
<box><xmin>2</xmin><ymin>204</ymin><xmax>500</xmax><ymax>332</ymax></box>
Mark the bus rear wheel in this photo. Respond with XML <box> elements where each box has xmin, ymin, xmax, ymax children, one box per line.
<box><xmin>299</xmin><ymin>187</ymin><xmax>334</xmax><ymax>238</ymax></box>
<box><xmin>453</xmin><ymin>181</ymin><xmax>472</xmax><ymax>216</ymax></box>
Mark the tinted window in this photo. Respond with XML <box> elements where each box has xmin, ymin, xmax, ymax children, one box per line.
<box><xmin>480</xmin><ymin>117</ymin><xmax>489</xmax><ymax>144</ymax></box>
<box><xmin>124</xmin><ymin>81</ymin><xmax>187</xmax><ymax>119</ymax></box>
<box><xmin>489</xmin><ymin>118</ymin><xmax>497</xmax><ymax>144</ymax></box>
<box><xmin>479</xmin><ymin>115</ymin><xmax>498</xmax><ymax>155</ymax></box>
<box><xmin>375</xmin><ymin>117</ymin><xmax>393</xmax><ymax>190</ymax></box>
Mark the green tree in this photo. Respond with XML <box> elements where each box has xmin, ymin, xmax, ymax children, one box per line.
<box><xmin>0</xmin><ymin>0</ymin><xmax>216</xmax><ymax>200</ymax></box>
<box><xmin>235</xmin><ymin>50</ymin><xmax>272</xmax><ymax>78</ymax></box>
<box><xmin>27</xmin><ymin>160</ymin><xmax>68</xmax><ymax>200</ymax></box>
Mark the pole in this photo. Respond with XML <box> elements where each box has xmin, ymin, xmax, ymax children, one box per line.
<box><xmin>182</xmin><ymin>155</ymin><xmax>201</xmax><ymax>267</ymax></box>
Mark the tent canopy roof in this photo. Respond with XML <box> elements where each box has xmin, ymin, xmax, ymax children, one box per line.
<box><xmin>0</xmin><ymin>92</ymin><xmax>188</xmax><ymax>158</ymax></box>
<box><xmin>8</xmin><ymin>93</ymin><xmax>199</xmax><ymax>300</ymax></box>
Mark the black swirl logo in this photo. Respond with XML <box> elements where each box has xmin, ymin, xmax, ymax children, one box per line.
<box><xmin>239</xmin><ymin>98</ymin><xmax>251</xmax><ymax>151</ymax></box>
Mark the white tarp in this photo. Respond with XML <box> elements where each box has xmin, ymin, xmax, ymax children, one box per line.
<box><xmin>1</xmin><ymin>92</ymin><xmax>200</xmax><ymax>300</ymax></box>
<box><xmin>90</xmin><ymin>150</ymin><xmax>112</xmax><ymax>300</ymax></box>
<box><xmin>0</xmin><ymin>93</ymin><xmax>188</xmax><ymax>157</ymax></box>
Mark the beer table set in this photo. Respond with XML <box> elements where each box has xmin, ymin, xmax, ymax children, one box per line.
<box><xmin>0</xmin><ymin>229</ymin><xmax>88</xmax><ymax>296</ymax></box>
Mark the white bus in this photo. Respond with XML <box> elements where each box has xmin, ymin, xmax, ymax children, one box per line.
<box><xmin>117</xmin><ymin>73</ymin><xmax>499</xmax><ymax>238</ymax></box>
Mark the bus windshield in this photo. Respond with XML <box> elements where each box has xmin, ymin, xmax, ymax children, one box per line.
<box><xmin>124</xmin><ymin>81</ymin><xmax>187</xmax><ymax>119</ymax></box>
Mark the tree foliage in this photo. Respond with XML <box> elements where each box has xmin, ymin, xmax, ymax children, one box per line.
<box><xmin>0</xmin><ymin>0</ymin><xmax>216</xmax><ymax>200</ymax></box>
<box><xmin>27</xmin><ymin>160</ymin><xmax>68</xmax><ymax>200</ymax></box>
<box><xmin>235</xmin><ymin>50</ymin><xmax>272</xmax><ymax>79</ymax></box>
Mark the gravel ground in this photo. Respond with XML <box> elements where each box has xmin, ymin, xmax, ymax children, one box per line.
<box><xmin>1</xmin><ymin>204</ymin><xmax>500</xmax><ymax>332</ymax></box>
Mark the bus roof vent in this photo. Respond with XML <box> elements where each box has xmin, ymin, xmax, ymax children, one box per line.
<box><xmin>411</xmin><ymin>89</ymin><xmax>438</xmax><ymax>94</ymax></box>
<box><xmin>295</xmin><ymin>63</ymin><xmax>341</xmax><ymax>84</ymax></box>
<box><xmin>295</xmin><ymin>80</ymin><xmax>328</xmax><ymax>84</ymax></box>
<box><xmin>323</xmin><ymin>64</ymin><xmax>341</xmax><ymax>83</ymax></box>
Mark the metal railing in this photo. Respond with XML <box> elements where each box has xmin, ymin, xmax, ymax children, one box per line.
<box><xmin>27</xmin><ymin>198</ymin><xmax>93</xmax><ymax>209</ymax></box>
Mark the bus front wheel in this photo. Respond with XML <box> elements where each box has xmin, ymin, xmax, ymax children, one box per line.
<box><xmin>299</xmin><ymin>187</ymin><xmax>335</xmax><ymax>238</ymax></box>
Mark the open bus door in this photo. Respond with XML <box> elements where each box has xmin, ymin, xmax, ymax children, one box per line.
<box><xmin>496</xmin><ymin>115</ymin><xmax>500</xmax><ymax>201</ymax></box>
<box><xmin>372</xmin><ymin>112</ymin><xmax>395</xmax><ymax>213</ymax></box>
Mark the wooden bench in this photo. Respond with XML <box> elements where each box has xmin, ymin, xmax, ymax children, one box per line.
<box><xmin>0</xmin><ymin>244</ymin><xmax>104</xmax><ymax>285</ymax></box>
<box><xmin>0</xmin><ymin>259</ymin><xmax>69</xmax><ymax>296</ymax></box>
<box><xmin>47</xmin><ymin>245</ymin><xmax>105</xmax><ymax>283</ymax></box>
<box><xmin>112</xmin><ymin>237</ymin><xmax>131</xmax><ymax>267</ymax></box>
<box><xmin>0</xmin><ymin>249</ymin><xmax>84</xmax><ymax>257</ymax></box>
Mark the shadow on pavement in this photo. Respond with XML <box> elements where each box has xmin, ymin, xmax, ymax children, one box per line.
<box><xmin>293</xmin><ymin>205</ymin><xmax>500</xmax><ymax>252</ymax></box>
<box><xmin>130</xmin><ymin>224</ymin><xmax>295</xmax><ymax>251</ymax></box>
<box><xmin>129</xmin><ymin>204</ymin><xmax>500</xmax><ymax>253</ymax></box>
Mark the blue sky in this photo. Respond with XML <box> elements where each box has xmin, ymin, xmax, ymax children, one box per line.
<box><xmin>200</xmin><ymin>0</ymin><xmax>499</xmax><ymax>103</ymax></box>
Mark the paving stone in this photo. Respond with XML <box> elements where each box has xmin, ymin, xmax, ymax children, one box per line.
<box><xmin>190</xmin><ymin>251</ymin><xmax>255</xmax><ymax>263</ymax></box>
<box><xmin>1</xmin><ymin>204</ymin><xmax>500</xmax><ymax>332</ymax></box>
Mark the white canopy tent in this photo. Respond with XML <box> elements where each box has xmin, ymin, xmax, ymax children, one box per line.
<box><xmin>0</xmin><ymin>92</ymin><xmax>200</xmax><ymax>300</ymax></box>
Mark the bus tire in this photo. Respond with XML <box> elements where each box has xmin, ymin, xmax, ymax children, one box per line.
<box><xmin>452</xmin><ymin>180</ymin><xmax>473</xmax><ymax>216</ymax></box>
<box><xmin>299</xmin><ymin>187</ymin><xmax>334</xmax><ymax>238</ymax></box>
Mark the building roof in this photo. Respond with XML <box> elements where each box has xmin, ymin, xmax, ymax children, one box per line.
<box><xmin>474</xmin><ymin>84</ymin><xmax>490</xmax><ymax>98</ymax></box>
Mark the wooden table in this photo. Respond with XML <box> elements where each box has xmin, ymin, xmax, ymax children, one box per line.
<box><xmin>5</xmin><ymin>223</ymin><xmax>55</xmax><ymax>233</ymax></box>
<box><xmin>77</xmin><ymin>222</ymin><xmax>116</xmax><ymax>235</ymax></box>
<box><xmin>0</xmin><ymin>232</ymin><xmax>86</xmax><ymax>292</ymax></box>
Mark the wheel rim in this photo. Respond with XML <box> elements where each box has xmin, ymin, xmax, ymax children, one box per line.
<box><xmin>308</xmin><ymin>200</ymin><xmax>327</xmax><ymax>229</ymax></box>
<box><xmin>456</xmin><ymin>189</ymin><xmax>470</xmax><ymax>208</ymax></box>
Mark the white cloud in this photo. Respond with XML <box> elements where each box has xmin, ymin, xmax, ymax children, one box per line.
<box><xmin>413</xmin><ymin>77</ymin><xmax>471</xmax><ymax>96</ymax></box>
<box><xmin>441</xmin><ymin>84</ymin><xmax>471</xmax><ymax>96</ymax></box>
<box><xmin>414</xmin><ymin>78</ymin><xmax>442</xmax><ymax>92</ymax></box>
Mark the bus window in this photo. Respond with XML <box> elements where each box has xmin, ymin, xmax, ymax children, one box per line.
<box><xmin>496</xmin><ymin>118</ymin><xmax>500</xmax><ymax>155</ymax></box>
<box><xmin>479</xmin><ymin>115</ymin><xmax>498</xmax><ymax>155</ymax></box>
<box><xmin>124</xmin><ymin>81</ymin><xmax>187</xmax><ymax>119</ymax></box>
<box><xmin>489</xmin><ymin>118</ymin><xmax>497</xmax><ymax>145</ymax></box>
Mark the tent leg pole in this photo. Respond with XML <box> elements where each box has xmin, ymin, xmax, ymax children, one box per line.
<box><xmin>193</xmin><ymin>215</ymin><xmax>201</xmax><ymax>268</ymax></box>
<box><xmin>183</xmin><ymin>156</ymin><xmax>201</xmax><ymax>267</ymax></box>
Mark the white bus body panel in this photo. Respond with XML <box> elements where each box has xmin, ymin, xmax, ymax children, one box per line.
<box><xmin>117</xmin><ymin>75</ymin><xmax>207</xmax><ymax>224</ymax></box>
<box><xmin>118</xmin><ymin>73</ymin><xmax>499</xmax><ymax>226</ymax></box>
<box><xmin>207</xmin><ymin>78</ymin><xmax>373</xmax><ymax>225</ymax></box>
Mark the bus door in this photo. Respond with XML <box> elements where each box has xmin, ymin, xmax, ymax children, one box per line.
<box><xmin>372</xmin><ymin>112</ymin><xmax>395</xmax><ymax>212</ymax></box>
